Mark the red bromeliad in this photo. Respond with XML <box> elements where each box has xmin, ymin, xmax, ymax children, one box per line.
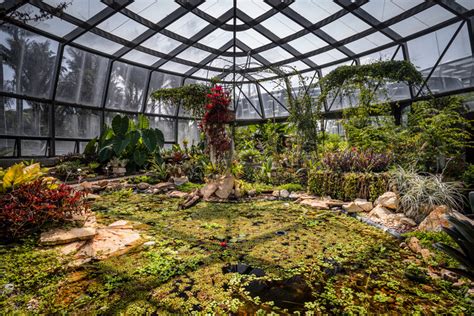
<box><xmin>199</xmin><ymin>85</ymin><xmax>234</xmax><ymax>162</ymax></box>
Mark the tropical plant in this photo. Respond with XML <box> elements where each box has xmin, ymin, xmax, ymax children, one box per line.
<box><xmin>390</xmin><ymin>167</ymin><xmax>464</xmax><ymax>223</ymax></box>
<box><xmin>321</xmin><ymin>148</ymin><xmax>392</xmax><ymax>173</ymax></box>
<box><xmin>0</xmin><ymin>179</ymin><xmax>85</xmax><ymax>239</ymax></box>
<box><xmin>434</xmin><ymin>215</ymin><xmax>474</xmax><ymax>280</ymax></box>
<box><xmin>0</xmin><ymin>162</ymin><xmax>48</xmax><ymax>193</ymax></box>
<box><xmin>86</xmin><ymin>114</ymin><xmax>164</xmax><ymax>171</ymax></box>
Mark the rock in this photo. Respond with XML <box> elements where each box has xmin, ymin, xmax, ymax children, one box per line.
<box><xmin>399</xmin><ymin>216</ymin><xmax>417</xmax><ymax>227</ymax></box>
<box><xmin>57</xmin><ymin>240</ymin><xmax>88</xmax><ymax>255</ymax></box>
<box><xmin>90</xmin><ymin>185</ymin><xmax>103</xmax><ymax>193</ymax></box>
<box><xmin>167</xmin><ymin>190</ymin><xmax>189</xmax><ymax>199</ymax></box>
<box><xmin>172</xmin><ymin>176</ymin><xmax>189</xmax><ymax>186</ymax></box>
<box><xmin>215</xmin><ymin>175</ymin><xmax>235</xmax><ymax>199</ymax></box>
<box><xmin>143</xmin><ymin>241</ymin><xmax>156</xmax><ymax>247</ymax></box>
<box><xmin>201</xmin><ymin>183</ymin><xmax>218</xmax><ymax>200</ymax></box>
<box><xmin>179</xmin><ymin>193</ymin><xmax>201</xmax><ymax>209</ymax></box>
<box><xmin>375</xmin><ymin>192</ymin><xmax>399</xmax><ymax>210</ymax></box>
<box><xmin>325</xmin><ymin>199</ymin><xmax>346</xmax><ymax>208</ymax></box>
<box><xmin>288</xmin><ymin>192</ymin><xmax>301</xmax><ymax>200</ymax></box>
<box><xmin>137</xmin><ymin>182</ymin><xmax>150</xmax><ymax>190</ymax></box>
<box><xmin>420</xmin><ymin>248</ymin><xmax>432</xmax><ymax>261</ymax></box>
<box><xmin>75</xmin><ymin>228</ymin><xmax>142</xmax><ymax>261</ymax></box>
<box><xmin>272</xmin><ymin>190</ymin><xmax>280</xmax><ymax>197</ymax></box>
<box><xmin>153</xmin><ymin>182</ymin><xmax>175</xmax><ymax>192</ymax></box>
<box><xmin>40</xmin><ymin>227</ymin><xmax>97</xmax><ymax>246</ymax></box>
<box><xmin>27</xmin><ymin>298</ymin><xmax>39</xmax><ymax>311</ymax></box>
<box><xmin>97</xmin><ymin>180</ymin><xmax>109</xmax><ymax>187</ymax></box>
<box><xmin>280</xmin><ymin>189</ymin><xmax>290</xmax><ymax>198</ymax></box>
<box><xmin>108</xmin><ymin>220</ymin><xmax>133</xmax><ymax>229</ymax></box>
<box><xmin>440</xmin><ymin>269</ymin><xmax>458</xmax><ymax>282</ymax></box>
<box><xmin>399</xmin><ymin>242</ymin><xmax>407</xmax><ymax>249</ymax></box>
<box><xmin>368</xmin><ymin>205</ymin><xmax>393</xmax><ymax>221</ymax></box>
<box><xmin>79</xmin><ymin>181</ymin><xmax>93</xmax><ymax>191</ymax></box>
<box><xmin>342</xmin><ymin>202</ymin><xmax>364</xmax><ymax>213</ymax></box>
<box><xmin>417</xmin><ymin>205</ymin><xmax>451</xmax><ymax>232</ymax></box>
<box><xmin>248</xmin><ymin>189</ymin><xmax>257</xmax><ymax>197</ymax></box>
<box><xmin>300</xmin><ymin>199</ymin><xmax>329</xmax><ymax>210</ymax></box>
<box><xmin>3</xmin><ymin>283</ymin><xmax>14</xmax><ymax>295</ymax></box>
<box><xmin>407</xmin><ymin>237</ymin><xmax>422</xmax><ymax>254</ymax></box>
<box><xmin>354</xmin><ymin>198</ymin><xmax>373</xmax><ymax>212</ymax></box>
<box><xmin>84</xmin><ymin>193</ymin><xmax>101</xmax><ymax>201</ymax></box>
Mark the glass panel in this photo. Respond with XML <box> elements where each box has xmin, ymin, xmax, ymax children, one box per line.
<box><xmin>344</xmin><ymin>32</ymin><xmax>392</xmax><ymax>54</ymax></box>
<box><xmin>159</xmin><ymin>60</ymin><xmax>194</xmax><ymax>73</ymax></box>
<box><xmin>166</xmin><ymin>12</ymin><xmax>208</xmax><ymax>38</ymax></box>
<box><xmin>258</xmin><ymin>47</ymin><xmax>294</xmax><ymax>63</ymax></box>
<box><xmin>260</xmin><ymin>13</ymin><xmax>304</xmax><ymax>38</ymax></box>
<box><xmin>17</xmin><ymin>4</ymin><xmax>77</xmax><ymax>37</ymax></box>
<box><xmin>0</xmin><ymin>139</ymin><xmax>15</xmax><ymax>157</ymax></box>
<box><xmin>390</xmin><ymin>6</ymin><xmax>455</xmax><ymax>37</ymax></box>
<box><xmin>320</xmin><ymin>13</ymin><xmax>371</xmax><ymax>41</ymax></box>
<box><xmin>0</xmin><ymin>24</ymin><xmax>58</xmax><ymax>98</ymax></box>
<box><xmin>177</xmin><ymin>120</ymin><xmax>200</xmax><ymax>146</ymax></box>
<box><xmin>122</xmin><ymin>49</ymin><xmax>160</xmax><ymax>66</ymax></box>
<box><xmin>287</xmin><ymin>33</ymin><xmax>327</xmax><ymax>54</ymax></box>
<box><xmin>55</xmin><ymin>106</ymin><xmax>101</xmax><ymax>138</ymax></box>
<box><xmin>235</xmin><ymin>83</ymin><xmax>261</xmax><ymax>119</ymax></box>
<box><xmin>74</xmin><ymin>32</ymin><xmax>123</xmax><ymax>55</ymax></box>
<box><xmin>259</xmin><ymin>80</ymin><xmax>289</xmax><ymax>118</ymax></box>
<box><xmin>456</xmin><ymin>0</ymin><xmax>474</xmax><ymax>9</ymax></box>
<box><xmin>43</xmin><ymin>0</ymin><xmax>107</xmax><ymax>21</ymax></box>
<box><xmin>198</xmin><ymin>28</ymin><xmax>233</xmax><ymax>49</ymax></box>
<box><xmin>149</xmin><ymin>117</ymin><xmax>175</xmax><ymax>142</ymax></box>
<box><xmin>55</xmin><ymin>141</ymin><xmax>76</xmax><ymax>156</ymax></box>
<box><xmin>236</xmin><ymin>28</ymin><xmax>271</xmax><ymax>49</ymax></box>
<box><xmin>97</xmin><ymin>13</ymin><xmax>148</xmax><ymax>41</ymax></box>
<box><xmin>237</xmin><ymin>0</ymin><xmax>271</xmax><ymax>19</ymax></box>
<box><xmin>362</xmin><ymin>0</ymin><xmax>424</xmax><ymax>22</ymax></box>
<box><xmin>191</xmin><ymin>68</ymin><xmax>221</xmax><ymax>79</ymax></box>
<box><xmin>146</xmin><ymin>72</ymin><xmax>181</xmax><ymax>115</ymax></box>
<box><xmin>127</xmin><ymin>0</ymin><xmax>180</xmax><ymax>23</ymax></box>
<box><xmin>21</xmin><ymin>140</ymin><xmax>47</xmax><ymax>156</ymax></box>
<box><xmin>426</xmin><ymin>24</ymin><xmax>472</xmax><ymax>94</ymax></box>
<box><xmin>0</xmin><ymin>97</ymin><xmax>49</xmax><ymax>137</ymax></box>
<box><xmin>309</xmin><ymin>49</ymin><xmax>347</xmax><ymax>66</ymax></box>
<box><xmin>56</xmin><ymin>46</ymin><xmax>109</xmax><ymax>107</ymax></box>
<box><xmin>360</xmin><ymin>45</ymin><xmax>398</xmax><ymax>65</ymax></box>
<box><xmin>198</xmin><ymin>0</ymin><xmax>231</xmax><ymax>17</ymax></box>
<box><xmin>141</xmin><ymin>32</ymin><xmax>182</xmax><ymax>54</ymax></box>
<box><xmin>106</xmin><ymin>62</ymin><xmax>148</xmax><ymax>111</ymax></box>
<box><xmin>283</xmin><ymin>60</ymin><xmax>311</xmax><ymax>71</ymax></box>
<box><xmin>289</xmin><ymin>0</ymin><xmax>341</xmax><ymax>23</ymax></box>
<box><xmin>176</xmin><ymin>47</ymin><xmax>212</xmax><ymax>63</ymax></box>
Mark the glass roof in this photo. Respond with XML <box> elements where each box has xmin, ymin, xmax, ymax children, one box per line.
<box><xmin>0</xmin><ymin>0</ymin><xmax>473</xmax><ymax>156</ymax></box>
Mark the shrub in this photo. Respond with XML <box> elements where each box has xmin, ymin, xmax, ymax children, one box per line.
<box><xmin>277</xmin><ymin>183</ymin><xmax>304</xmax><ymax>192</ymax></box>
<box><xmin>390</xmin><ymin>167</ymin><xmax>464</xmax><ymax>223</ymax></box>
<box><xmin>0</xmin><ymin>162</ymin><xmax>47</xmax><ymax>193</ymax></box>
<box><xmin>308</xmin><ymin>170</ymin><xmax>390</xmax><ymax>201</ymax></box>
<box><xmin>0</xmin><ymin>180</ymin><xmax>86</xmax><ymax>239</ymax></box>
<box><xmin>321</xmin><ymin>148</ymin><xmax>392</xmax><ymax>173</ymax></box>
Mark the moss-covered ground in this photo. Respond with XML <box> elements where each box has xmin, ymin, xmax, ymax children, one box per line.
<box><xmin>1</xmin><ymin>190</ymin><xmax>472</xmax><ymax>314</ymax></box>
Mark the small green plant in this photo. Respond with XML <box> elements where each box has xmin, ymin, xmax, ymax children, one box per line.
<box><xmin>277</xmin><ymin>183</ymin><xmax>303</xmax><ymax>192</ymax></box>
<box><xmin>434</xmin><ymin>215</ymin><xmax>474</xmax><ymax>280</ymax></box>
<box><xmin>390</xmin><ymin>167</ymin><xmax>464</xmax><ymax>223</ymax></box>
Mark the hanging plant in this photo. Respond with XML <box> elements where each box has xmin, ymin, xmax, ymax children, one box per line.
<box><xmin>200</xmin><ymin>85</ymin><xmax>235</xmax><ymax>164</ymax></box>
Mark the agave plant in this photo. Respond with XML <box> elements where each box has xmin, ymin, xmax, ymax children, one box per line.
<box><xmin>434</xmin><ymin>215</ymin><xmax>474</xmax><ymax>280</ymax></box>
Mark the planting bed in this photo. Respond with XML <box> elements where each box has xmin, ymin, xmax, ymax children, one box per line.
<box><xmin>1</xmin><ymin>191</ymin><xmax>472</xmax><ymax>314</ymax></box>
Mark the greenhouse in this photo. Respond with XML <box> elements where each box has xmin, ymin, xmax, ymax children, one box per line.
<box><xmin>0</xmin><ymin>0</ymin><xmax>473</xmax><ymax>314</ymax></box>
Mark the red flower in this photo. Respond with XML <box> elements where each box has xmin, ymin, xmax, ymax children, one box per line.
<box><xmin>219</xmin><ymin>241</ymin><xmax>228</xmax><ymax>248</ymax></box>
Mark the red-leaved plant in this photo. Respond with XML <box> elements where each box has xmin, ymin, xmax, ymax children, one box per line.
<box><xmin>200</xmin><ymin>85</ymin><xmax>234</xmax><ymax>163</ymax></box>
<box><xmin>0</xmin><ymin>180</ymin><xmax>86</xmax><ymax>239</ymax></box>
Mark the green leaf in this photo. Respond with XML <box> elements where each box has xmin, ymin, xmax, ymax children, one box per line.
<box><xmin>112</xmin><ymin>115</ymin><xmax>129</xmax><ymax>136</ymax></box>
<box><xmin>142</xmin><ymin>129</ymin><xmax>158</xmax><ymax>152</ymax></box>
<box><xmin>112</xmin><ymin>137</ymin><xmax>131</xmax><ymax>155</ymax></box>
<box><xmin>154</xmin><ymin>128</ymin><xmax>165</xmax><ymax>148</ymax></box>
<box><xmin>83</xmin><ymin>138</ymin><xmax>98</xmax><ymax>157</ymax></box>
<box><xmin>128</xmin><ymin>130</ymin><xmax>140</xmax><ymax>148</ymax></box>
<box><xmin>98</xmin><ymin>146</ymin><xmax>113</xmax><ymax>162</ymax></box>
<box><xmin>133</xmin><ymin>150</ymin><xmax>147</xmax><ymax>167</ymax></box>
<box><xmin>138</xmin><ymin>114</ymin><xmax>150</xmax><ymax>129</ymax></box>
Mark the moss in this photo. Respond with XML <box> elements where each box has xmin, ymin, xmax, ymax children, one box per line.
<box><xmin>1</xmin><ymin>193</ymin><xmax>472</xmax><ymax>314</ymax></box>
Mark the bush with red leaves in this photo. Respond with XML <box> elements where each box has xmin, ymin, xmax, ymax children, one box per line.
<box><xmin>0</xmin><ymin>180</ymin><xmax>86</xmax><ymax>239</ymax></box>
<box><xmin>199</xmin><ymin>85</ymin><xmax>234</xmax><ymax>162</ymax></box>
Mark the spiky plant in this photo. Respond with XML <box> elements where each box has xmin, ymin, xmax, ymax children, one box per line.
<box><xmin>390</xmin><ymin>167</ymin><xmax>463</xmax><ymax>223</ymax></box>
<box><xmin>434</xmin><ymin>215</ymin><xmax>474</xmax><ymax>280</ymax></box>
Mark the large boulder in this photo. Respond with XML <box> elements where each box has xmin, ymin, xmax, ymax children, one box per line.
<box><xmin>368</xmin><ymin>205</ymin><xmax>393</xmax><ymax>221</ymax></box>
<box><xmin>417</xmin><ymin>205</ymin><xmax>451</xmax><ymax>232</ymax></box>
<box><xmin>354</xmin><ymin>198</ymin><xmax>373</xmax><ymax>212</ymax></box>
<box><xmin>215</xmin><ymin>175</ymin><xmax>235</xmax><ymax>199</ymax></box>
<box><xmin>343</xmin><ymin>202</ymin><xmax>363</xmax><ymax>213</ymax></box>
<box><xmin>300</xmin><ymin>199</ymin><xmax>330</xmax><ymax>210</ymax></box>
<box><xmin>375</xmin><ymin>192</ymin><xmax>399</xmax><ymax>210</ymax></box>
<box><xmin>40</xmin><ymin>227</ymin><xmax>97</xmax><ymax>246</ymax></box>
<box><xmin>171</xmin><ymin>176</ymin><xmax>189</xmax><ymax>186</ymax></box>
<box><xmin>200</xmin><ymin>183</ymin><xmax>218</xmax><ymax>200</ymax></box>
